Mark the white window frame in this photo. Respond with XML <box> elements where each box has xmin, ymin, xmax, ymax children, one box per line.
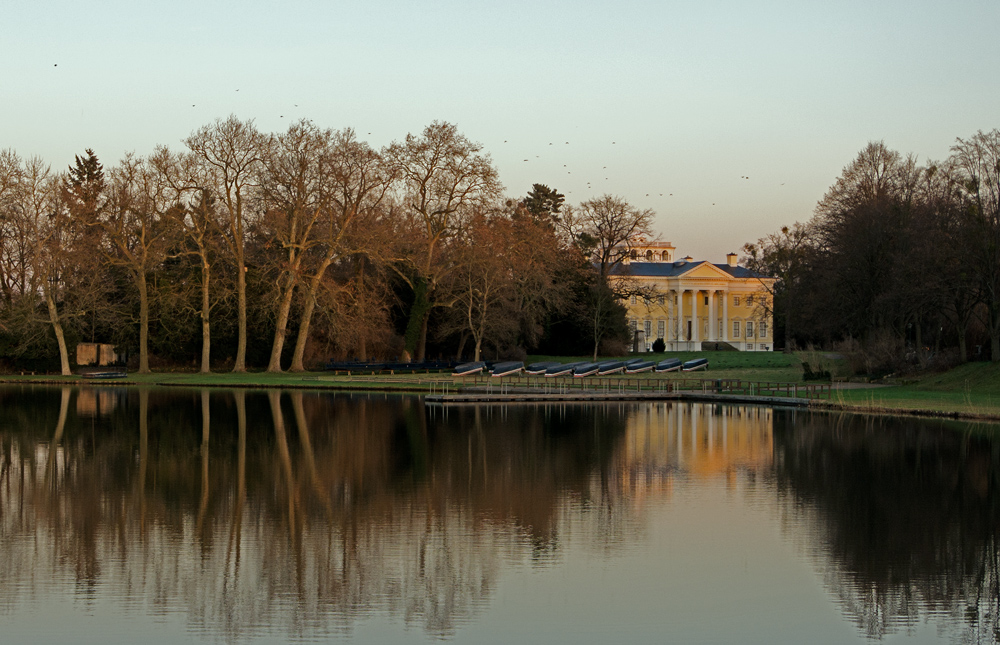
<box><xmin>759</xmin><ymin>321</ymin><xmax>767</xmax><ymax>338</ymax></box>
<box><xmin>657</xmin><ymin>319</ymin><xmax>666</xmax><ymax>339</ymax></box>
<box><xmin>733</xmin><ymin>321</ymin><xmax>741</xmax><ymax>337</ymax></box>
<box><xmin>745</xmin><ymin>321</ymin><xmax>754</xmax><ymax>338</ymax></box>
<box><xmin>733</xmin><ymin>295</ymin><xmax>740</xmax><ymax>307</ymax></box>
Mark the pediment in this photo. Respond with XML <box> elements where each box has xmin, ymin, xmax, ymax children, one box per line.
<box><xmin>680</xmin><ymin>262</ymin><xmax>733</xmax><ymax>279</ymax></box>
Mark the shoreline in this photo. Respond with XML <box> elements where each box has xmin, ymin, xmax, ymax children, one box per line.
<box><xmin>2</xmin><ymin>372</ymin><xmax>998</xmax><ymax>424</ymax></box>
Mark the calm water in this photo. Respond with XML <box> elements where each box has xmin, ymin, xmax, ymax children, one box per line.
<box><xmin>1</xmin><ymin>385</ymin><xmax>999</xmax><ymax>644</ymax></box>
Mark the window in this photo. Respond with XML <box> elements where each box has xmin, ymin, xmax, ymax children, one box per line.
<box><xmin>759</xmin><ymin>322</ymin><xmax>767</xmax><ymax>338</ymax></box>
<box><xmin>719</xmin><ymin>321</ymin><xmax>723</xmax><ymax>338</ymax></box>
<box><xmin>644</xmin><ymin>320</ymin><xmax>652</xmax><ymax>345</ymax></box>
<box><xmin>629</xmin><ymin>319</ymin><xmax>637</xmax><ymax>333</ymax></box>
<box><xmin>630</xmin><ymin>295</ymin><xmax>636</xmax><ymax>305</ymax></box>
<box><xmin>645</xmin><ymin>250</ymin><xmax>653</xmax><ymax>261</ymax></box>
<box><xmin>734</xmin><ymin>296</ymin><xmax>740</xmax><ymax>307</ymax></box>
<box><xmin>733</xmin><ymin>321</ymin><xmax>741</xmax><ymax>338</ymax></box>
<box><xmin>747</xmin><ymin>295</ymin><xmax>754</xmax><ymax>306</ymax></box>
<box><xmin>747</xmin><ymin>343</ymin><xmax>754</xmax><ymax>351</ymax></box>
<box><xmin>745</xmin><ymin>321</ymin><xmax>754</xmax><ymax>338</ymax></box>
<box><xmin>657</xmin><ymin>319</ymin><xmax>666</xmax><ymax>339</ymax></box>
<box><xmin>704</xmin><ymin>295</ymin><xmax>709</xmax><ymax>306</ymax></box>
<box><xmin>630</xmin><ymin>250</ymin><xmax>638</xmax><ymax>260</ymax></box>
<box><xmin>661</xmin><ymin>251</ymin><xmax>670</xmax><ymax>261</ymax></box>
<box><xmin>657</xmin><ymin>295</ymin><xmax>665</xmax><ymax>305</ymax></box>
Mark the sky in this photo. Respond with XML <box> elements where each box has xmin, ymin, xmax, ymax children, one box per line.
<box><xmin>4</xmin><ymin>0</ymin><xmax>999</xmax><ymax>260</ymax></box>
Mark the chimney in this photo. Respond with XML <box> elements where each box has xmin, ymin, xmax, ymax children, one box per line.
<box><xmin>726</xmin><ymin>252</ymin><xmax>738</xmax><ymax>267</ymax></box>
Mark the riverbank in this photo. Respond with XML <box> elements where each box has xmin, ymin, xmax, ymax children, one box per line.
<box><xmin>2</xmin><ymin>354</ymin><xmax>998</xmax><ymax>421</ymax></box>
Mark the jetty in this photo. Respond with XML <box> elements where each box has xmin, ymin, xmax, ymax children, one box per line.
<box><xmin>424</xmin><ymin>375</ymin><xmax>831</xmax><ymax>407</ymax></box>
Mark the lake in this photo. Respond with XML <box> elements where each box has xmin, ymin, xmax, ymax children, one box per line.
<box><xmin>1</xmin><ymin>385</ymin><xmax>998</xmax><ymax>643</ymax></box>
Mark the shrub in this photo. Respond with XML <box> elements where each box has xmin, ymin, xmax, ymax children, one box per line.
<box><xmin>651</xmin><ymin>337</ymin><xmax>665</xmax><ymax>353</ymax></box>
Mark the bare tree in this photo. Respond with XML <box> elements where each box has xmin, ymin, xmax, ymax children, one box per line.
<box><xmin>185</xmin><ymin>116</ymin><xmax>267</xmax><ymax>372</ymax></box>
<box><xmin>256</xmin><ymin>120</ymin><xmax>330</xmax><ymax>372</ymax></box>
<box><xmin>288</xmin><ymin>129</ymin><xmax>392</xmax><ymax>370</ymax></box>
<box><xmin>99</xmin><ymin>155</ymin><xmax>172</xmax><ymax>373</ymax></box>
<box><xmin>950</xmin><ymin>130</ymin><xmax>1000</xmax><ymax>361</ymax></box>
<box><xmin>575</xmin><ymin>194</ymin><xmax>655</xmax><ymax>281</ymax></box>
<box><xmin>24</xmin><ymin>159</ymin><xmax>73</xmax><ymax>374</ymax></box>
<box><xmin>742</xmin><ymin>222</ymin><xmax>814</xmax><ymax>352</ymax></box>
<box><xmin>384</xmin><ymin>121</ymin><xmax>502</xmax><ymax>361</ymax></box>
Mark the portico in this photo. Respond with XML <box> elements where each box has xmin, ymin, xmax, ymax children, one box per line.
<box><xmin>616</xmin><ymin>251</ymin><xmax>775</xmax><ymax>352</ymax></box>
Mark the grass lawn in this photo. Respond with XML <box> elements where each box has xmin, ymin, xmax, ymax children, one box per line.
<box><xmin>3</xmin><ymin>353</ymin><xmax>999</xmax><ymax>420</ymax></box>
<box><xmin>828</xmin><ymin>362</ymin><xmax>1000</xmax><ymax>417</ymax></box>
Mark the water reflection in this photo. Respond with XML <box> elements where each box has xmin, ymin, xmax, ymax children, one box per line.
<box><xmin>0</xmin><ymin>388</ymin><xmax>634</xmax><ymax>640</ymax></box>
<box><xmin>2</xmin><ymin>386</ymin><xmax>1000</xmax><ymax>642</ymax></box>
<box><xmin>772</xmin><ymin>411</ymin><xmax>1000</xmax><ymax>643</ymax></box>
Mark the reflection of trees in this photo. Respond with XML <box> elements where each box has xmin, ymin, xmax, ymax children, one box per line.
<box><xmin>0</xmin><ymin>388</ymin><xmax>630</xmax><ymax>640</ymax></box>
<box><xmin>772</xmin><ymin>410</ymin><xmax>1000</xmax><ymax>643</ymax></box>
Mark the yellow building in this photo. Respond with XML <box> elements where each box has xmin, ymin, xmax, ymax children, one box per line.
<box><xmin>614</xmin><ymin>242</ymin><xmax>776</xmax><ymax>352</ymax></box>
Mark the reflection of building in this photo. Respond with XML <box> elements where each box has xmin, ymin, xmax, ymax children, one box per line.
<box><xmin>614</xmin><ymin>242</ymin><xmax>776</xmax><ymax>352</ymax></box>
<box><xmin>615</xmin><ymin>403</ymin><xmax>773</xmax><ymax>501</ymax></box>
<box><xmin>75</xmin><ymin>389</ymin><xmax>119</xmax><ymax>416</ymax></box>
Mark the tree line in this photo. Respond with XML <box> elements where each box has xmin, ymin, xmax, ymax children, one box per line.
<box><xmin>0</xmin><ymin>117</ymin><xmax>655</xmax><ymax>373</ymax></box>
<box><xmin>744</xmin><ymin>131</ymin><xmax>1000</xmax><ymax>367</ymax></box>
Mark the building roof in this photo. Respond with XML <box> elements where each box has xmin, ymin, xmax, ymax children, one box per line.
<box><xmin>610</xmin><ymin>261</ymin><xmax>767</xmax><ymax>279</ymax></box>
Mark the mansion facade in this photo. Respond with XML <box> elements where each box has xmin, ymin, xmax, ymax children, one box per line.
<box><xmin>615</xmin><ymin>242</ymin><xmax>775</xmax><ymax>352</ymax></box>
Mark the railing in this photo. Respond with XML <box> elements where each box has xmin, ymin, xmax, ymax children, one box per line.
<box><xmin>452</xmin><ymin>374</ymin><xmax>831</xmax><ymax>399</ymax></box>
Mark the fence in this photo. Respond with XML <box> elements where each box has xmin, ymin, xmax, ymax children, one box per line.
<box><xmin>454</xmin><ymin>374</ymin><xmax>831</xmax><ymax>399</ymax></box>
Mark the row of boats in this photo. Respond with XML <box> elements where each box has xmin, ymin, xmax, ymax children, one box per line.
<box><xmin>454</xmin><ymin>357</ymin><xmax>709</xmax><ymax>377</ymax></box>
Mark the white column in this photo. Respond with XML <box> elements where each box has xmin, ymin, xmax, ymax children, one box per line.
<box><xmin>667</xmin><ymin>290</ymin><xmax>675</xmax><ymax>350</ymax></box>
<box><xmin>722</xmin><ymin>290</ymin><xmax>729</xmax><ymax>344</ymax></box>
<box><xmin>691</xmin><ymin>289</ymin><xmax>700</xmax><ymax>348</ymax></box>
<box><xmin>677</xmin><ymin>288</ymin><xmax>685</xmax><ymax>347</ymax></box>
<box><xmin>708</xmin><ymin>290</ymin><xmax>717</xmax><ymax>341</ymax></box>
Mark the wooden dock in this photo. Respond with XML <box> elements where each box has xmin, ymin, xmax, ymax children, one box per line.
<box><xmin>425</xmin><ymin>384</ymin><xmax>818</xmax><ymax>407</ymax></box>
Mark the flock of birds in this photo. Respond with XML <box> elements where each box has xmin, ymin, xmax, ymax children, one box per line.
<box><xmin>500</xmin><ymin>137</ymin><xmax>780</xmax><ymax>203</ymax></box>
<box><xmin>51</xmin><ymin>61</ymin><xmax>782</xmax><ymax>206</ymax></box>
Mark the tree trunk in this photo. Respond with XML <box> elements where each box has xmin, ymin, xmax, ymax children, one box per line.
<box><xmin>290</xmin><ymin>255</ymin><xmax>338</xmax><ymax>372</ymax></box>
<box><xmin>455</xmin><ymin>332</ymin><xmax>468</xmax><ymax>361</ymax></box>
<box><xmin>266</xmin><ymin>275</ymin><xmax>298</xmax><ymax>373</ymax></box>
<box><xmin>289</xmin><ymin>275</ymin><xmax>321</xmax><ymax>372</ymax></box>
<box><xmin>138</xmin><ymin>272</ymin><xmax>150</xmax><ymax>373</ymax></box>
<box><xmin>44</xmin><ymin>285</ymin><xmax>71</xmax><ymax>376</ymax></box>
<box><xmin>200</xmin><ymin>257</ymin><xmax>211</xmax><ymax>373</ymax></box>
<box><xmin>403</xmin><ymin>278</ymin><xmax>430</xmax><ymax>360</ymax></box>
<box><xmin>234</xmin><ymin>261</ymin><xmax>247</xmax><ymax>372</ymax></box>
<box><xmin>416</xmin><ymin>315</ymin><xmax>429</xmax><ymax>362</ymax></box>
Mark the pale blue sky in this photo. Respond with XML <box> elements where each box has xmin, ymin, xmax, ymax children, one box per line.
<box><xmin>4</xmin><ymin>0</ymin><xmax>998</xmax><ymax>259</ymax></box>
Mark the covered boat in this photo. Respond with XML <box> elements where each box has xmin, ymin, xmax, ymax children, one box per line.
<box><xmin>596</xmin><ymin>360</ymin><xmax>626</xmax><ymax>375</ymax></box>
<box><xmin>490</xmin><ymin>361</ymin><xmax>524</xmax><ymax>377</ymax></box>
<box><xmin>545</xmin><ymin>362</ymin><xmax>587</xmax><ymax>377</ymax></box>
<box><xmin>654</xmin><ymin>358</ymin><xmax>682</xmax><ymax>373</ymax></box>
<box><xmin>625</xmin><ymin>360</ymin><xmax>656</xmax><ymax>374</ymax></box>
<box><xmin>572</xmin><ymin>362</ymin><xmax>601</xmax><ymax>377</ymax></box>
<box><xmin>682</xmin><ymin>358</ymin><xmax>709</xmax><ymax>371</ymax></box>
<box><xmin>454</xmin><ymin>361</ymin><xmax>486</xmax><ymax>376</ymax></box>
<box><xmin>524</xmin><ymin>361</ymin><xmax>561</xmax><ymax>375</ymax></box>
